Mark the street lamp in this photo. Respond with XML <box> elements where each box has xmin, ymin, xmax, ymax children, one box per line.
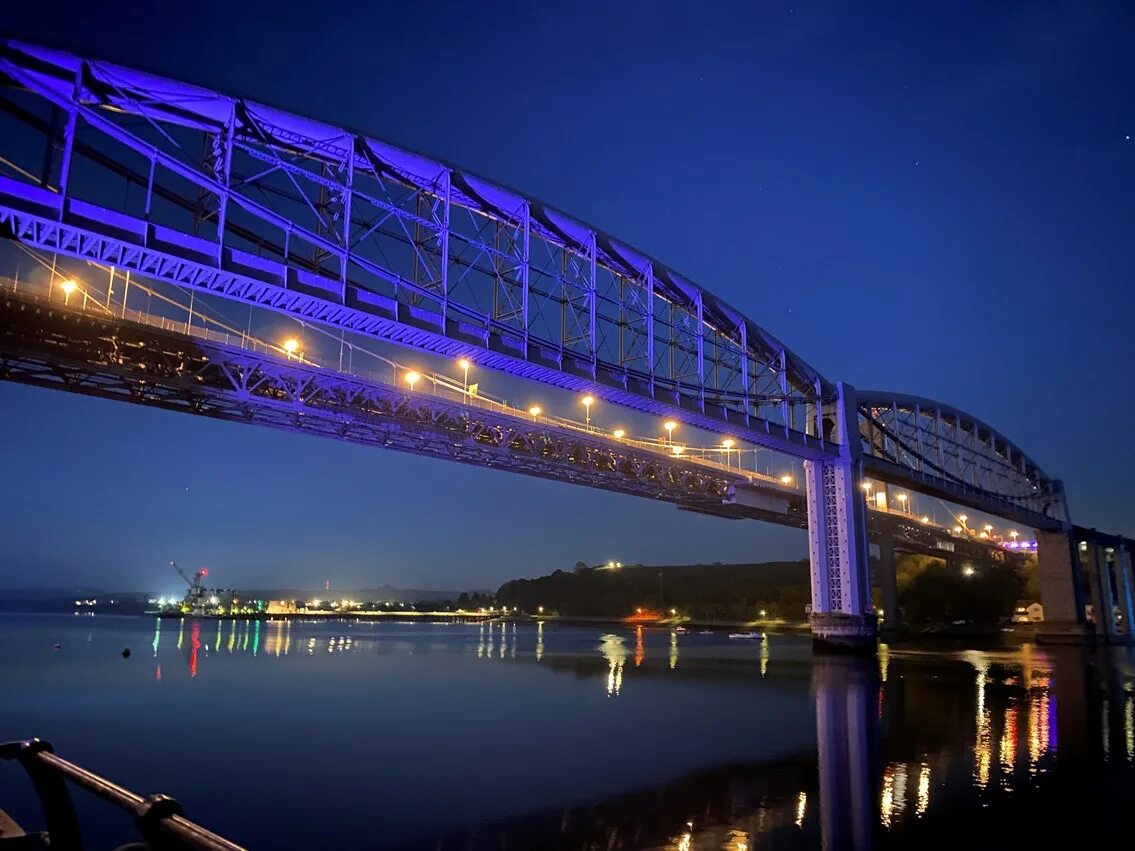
<box><xmin>282</xmin><ymin>337</ymin><xmax>300</xmax><ymax>358</ymax></box>
<box><xmin>896</xmin><ymin>493</ymin><xmax>908</xmax><ymax>513</ymax></box>
<box><xmin>780</xmin><ymin>474</ymin><xmax>793</xmax><ymax>485</ymax></box>
<box><xmin>663</xmin><ymin>420</ymin><xmax>677</xmax><ymax>445</ymax></box>
<box><xmin>920</xmin><ymin>515</ymin><xmax>930</xmax><ymax>524</ymax></box>
<box><xmin>722</xmin><ymin>437</ymin><xmax>735</xmax><ymax>467</ymax></box>
<box><xmin>458</xmin><ymin>358</ymin><xmax>471</xmax><ymax>399</ymax></box>
<box><xmin>60</xmin><ymin>279</ymin><xmax>77</xmax><ymax>305</ymax></box>
<box><xmin>528</xmin><ymin>405</ymin><xmax>542</xmax><ymax>418</ymax></box>
<box><xmin>581</xmin><ymin>395</ymin><xmax>594</xmax><ymax>429</ymax></box>
<box><xmin>405</xmin><ymin>370</ymin><xmax>421</xmax><ymax>390</ymax></box>
<box><xmin>613</xmin><ymin>428</ymin><xmax>625</xmax><ymax>439</ymax></box>
<box><xmin>1009</xmin><ymin>530</ymin><xmax>1020</xmax><ymax>540</ymax></box>
<box><xmin>953</xmin><ymin>525</ymin><xmax>963</xmax><ymax>534</ymax></box>
<box><xmin>672</xmin><ymin>445</ymin><xmax>684</xmax><ymax>456</ymax></box>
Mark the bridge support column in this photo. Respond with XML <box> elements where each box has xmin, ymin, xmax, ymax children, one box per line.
<box><xmin>1035</xmin><ymin>529</ymin><xmax>1089</xmax><ymax>644</ymax></box>
<box><xmin>1088</xmin><ymin>540</ymin><xmax>1117</xmax><ymax>641</ymax></box>
<box><xmin>876</xmin><ymin>532</ymin><xmax>901</xmax><ymax>633</ymax></box>
<box><xmin>1114</xmin><ymin>540</ymin><xmax>1135</xmax><ymax>638</ymax></box>
<box><xmin>805</xmin><ymin>383</ymin><xmax>875</xmax><ymax>654</ymax></box>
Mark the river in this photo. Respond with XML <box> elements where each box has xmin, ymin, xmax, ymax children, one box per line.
<box><xmin>1</xmin><ymin>613</ymin><xmax>1133</xmax><ymax>848</ymax></box>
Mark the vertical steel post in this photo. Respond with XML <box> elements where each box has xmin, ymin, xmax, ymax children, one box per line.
<box><xmin>738</xmin><ymin>320</ymin><xmax>750</xmax><ymax>425</ymax></box>
<box><xmin>520</xmin><ymin>201</ymin><xmax>529</xmax><ymax>350</ymax></box>
<box><xmin>55</xmin><ymin>68</ymin><xmax>82</xmax><ymax>198</ymax></box>
<box><xmin>779</xmin><ymin>350</ymin><xmax>790</xmax><ymax>434</ymax></box>
<box><xmin>645</xmin><ymin>263</ymin><xmax>655</xmax><ymax>396</ymax></box>
<box><xmin>587</xmin><ymin>231</ymin><xmax>597</xmax><ymax>373</ymax></box>
<box><xmin>935</xmin><ymin>407</ymin><xmax>946</xmax><ymax>475</ymax></box>
<box><xmin>211</xmin><ymin>111</ymin><xmax>234</xmax><ymax>264</ymax></box>
<box><xmin>340</xmin><ymin>135</ymin><xmax>354</xmax><ymax>300</ymax></box>
<box><xmin>890</xmin><ymin>400</ymin><xmax>901</xmax><ymax>466</ymax></box>
<box><xmin>694</xmin><ymin>293</ymin><xmax>705</xmax><ymax>412</ymax></box>
<box><xmin>439</xmin><ymin>169</ymin><xmax>451</xmax><ymax>313</ymax></box>
<box><xmin>813</xmin><ymin>378</ymin><xmax>824</xmax><ymax>444</ymax></box>
<box><xmin>914</xmin><ymin>403</ymin><xmax>925</xmax><ymax>477</ymax></box>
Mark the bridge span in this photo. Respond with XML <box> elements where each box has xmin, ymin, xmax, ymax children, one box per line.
<box><xmin>0</xmin><ymin>39</ymin><xmax>1126</xmax><ymax>649</ymax></box>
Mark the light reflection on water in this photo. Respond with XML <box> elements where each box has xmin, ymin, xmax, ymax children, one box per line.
<box><xmin>2</xmin><ymin>614</ymin><xmax>1135</xmax><ymax>849</ymax></box>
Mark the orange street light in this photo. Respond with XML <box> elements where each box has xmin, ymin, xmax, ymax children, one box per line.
<box><xmin>581</xmin><ymin>395</ymin><xmax>594</xmax><ymax>428</ymax></box>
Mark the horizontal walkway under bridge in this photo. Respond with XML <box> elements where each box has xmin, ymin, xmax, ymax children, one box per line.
<box><xmin>0</xmin><ymin>284</ymin><xmax>1010</xmax><ymax>564</ymax></box>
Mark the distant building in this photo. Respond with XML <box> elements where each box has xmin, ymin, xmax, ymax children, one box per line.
<box><xmin>266</xmin><ymin>599</ymin><xmax>298</xmax><ymax>614</ymax></box>
<box><xmin>1027</xmin><ymin>602</ymin><xmax>1044</xmax><ymax>623</ymax></box>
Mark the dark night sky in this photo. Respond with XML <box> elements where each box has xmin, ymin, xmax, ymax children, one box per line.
<box><xmin>1</xmin><ymin>1</ymin><xmax>1133</xmax><ymax>593</ymax></box>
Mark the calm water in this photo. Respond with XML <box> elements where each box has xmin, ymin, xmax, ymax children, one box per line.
<box><xmin>2</xmin><ymin>614</ymin><xmax>1134</xmax><ymax>849</ymax></box>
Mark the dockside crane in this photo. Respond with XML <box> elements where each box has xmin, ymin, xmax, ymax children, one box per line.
<box><xmin>170</xmin><ymin>560</ymin><xmax>209</xmax><ymax>614</ymax></box>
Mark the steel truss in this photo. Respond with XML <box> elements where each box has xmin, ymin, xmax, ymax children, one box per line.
<box><xmin>857</xmin><ymin>391</ymin><xmax>1066</xmax><ymax>530</ymax></box>
<box><xmin>0</xmin><ymin>40</ymin><xmax>1078</xmax><ymax>536</ymax></box>
<box><xmin>0</xmin><ymin>39</ymin><xmax>836</xmax><ymax>457</ymax></box>
<box><xmin>0</xmin><ymin>291</ymin><xmax>768</xmax><ymax>512</ymax></box>
<box><xmin>1</xmin><ymin>287</ymin><xmax>1027</xmax><ymax>564</ymax></box>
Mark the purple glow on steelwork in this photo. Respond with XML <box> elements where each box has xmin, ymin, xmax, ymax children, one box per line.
<box><xmin>1001</xmin><ymin>540</ymin><xmax>1038</xmax><ymax>551</ymax></box>
<box><xmin>0</xmin><ymin>37</ymin><xmax>1075</xmax><ymax>535</ymax></box>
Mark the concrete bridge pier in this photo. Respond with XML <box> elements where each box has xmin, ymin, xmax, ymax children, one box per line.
<box><xmin>1113</xmin><ymin>541</ymin><xmax>1135</xmax><ymax>638</ymax></box>
<box><xmin>806</xmin><ymin>383</ymin><xmax>876</xmax><ymax>654</ymax></box>
<box><xmin>1086</xmin><ymin>536</ymin><xmax>1135</xmax><ymax>643</ymax></box>
<box><xmin>1087</xmin><ymin>540</ymin><xmax>1118</xmax><ymax>642</ymax></box>
<box><xmin>1035</xmin><ymin>529</ymin><xmax>1090</xmax><ymax>644</ymax></box>
<box><xmin>874</xmin><ymin>528</ymin><xmax>901</xmax><ymax>634</ymax></box>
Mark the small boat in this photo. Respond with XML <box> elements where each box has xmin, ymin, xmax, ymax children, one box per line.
<box><xmin>699</xmin><ymin>630</ymin><xmax>714</xmax><ymax>635</ymax></box>
<box><xmin>673</xmin><ymin>626</ymin><xmax>688</xmax><ymax>633</ymax></box>
<box><xmin>728</xmin><ymin>631</ymin><xmax>766</xmax><ymax>640</ymax></box>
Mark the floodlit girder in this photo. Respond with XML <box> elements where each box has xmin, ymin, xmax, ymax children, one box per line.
<box><xmin>0</xmin><ymin>287</ymin><xmax>1033</xmax><ymax>568</ymax></box>
<box><xmin>856</xmin><ymin>390</ymin><xmax>1066</xmax><ymax>530</ymax></box>
<box><xmin>0</xmin><ymin>289</ymin><xmax>764</xmax><ymax>513</ymax></box>
<box><xmin>0</xmin><ymin>39</ymin><xmax>835</xmax><ymax>457</ymax></box>
<box><xmin>0</xmin><ymin>39</ymin><xmax>1092</xmax><ymax>544</ymax></box>
<box><xmin>0</xmin><ymin>286</ymin><xmax>1025</xmax><ymax>565</ymax></box>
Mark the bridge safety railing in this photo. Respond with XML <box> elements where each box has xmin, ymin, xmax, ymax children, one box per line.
<box><xmin>0</xmin><ymin>738</ymin><xmax>245</xmax><ymax>850</ymax></box>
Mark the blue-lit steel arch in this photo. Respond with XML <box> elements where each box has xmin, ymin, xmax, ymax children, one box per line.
<box><xmin>0</xmin><ymin>39</ymin><xmax>837</xmax><ymax>458</ymax></box>
<box><xmin>856</xmin><ymin>390</ymin><xmax>1066</xmax><ymax>530</ymax></box>
<box><xmin>2</xmin><ymin>39</ymin><xmax>1106</xmax><ymax>647</ymax></box>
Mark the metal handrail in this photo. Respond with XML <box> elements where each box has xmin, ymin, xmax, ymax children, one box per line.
<box><xmin>0</xmin><ymin>739</ymin><xmax>245</xmax><ymax>851</ymax></box>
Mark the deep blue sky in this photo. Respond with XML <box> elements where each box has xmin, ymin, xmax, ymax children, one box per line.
<box><xmin>2</xmin><ymin>1</ymin><xmax>1133</xmax><ymax>592</ymax></box>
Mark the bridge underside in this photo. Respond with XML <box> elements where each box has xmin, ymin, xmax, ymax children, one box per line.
<box><xmin>0</xmin><ymin>289</ymin><xmax>785</xmax><ymax>519</ymax></box>
<box><xmin>0</xmin><ymin>288</ymin><xmax>1021</xmax><ymax>572</ymax></box>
